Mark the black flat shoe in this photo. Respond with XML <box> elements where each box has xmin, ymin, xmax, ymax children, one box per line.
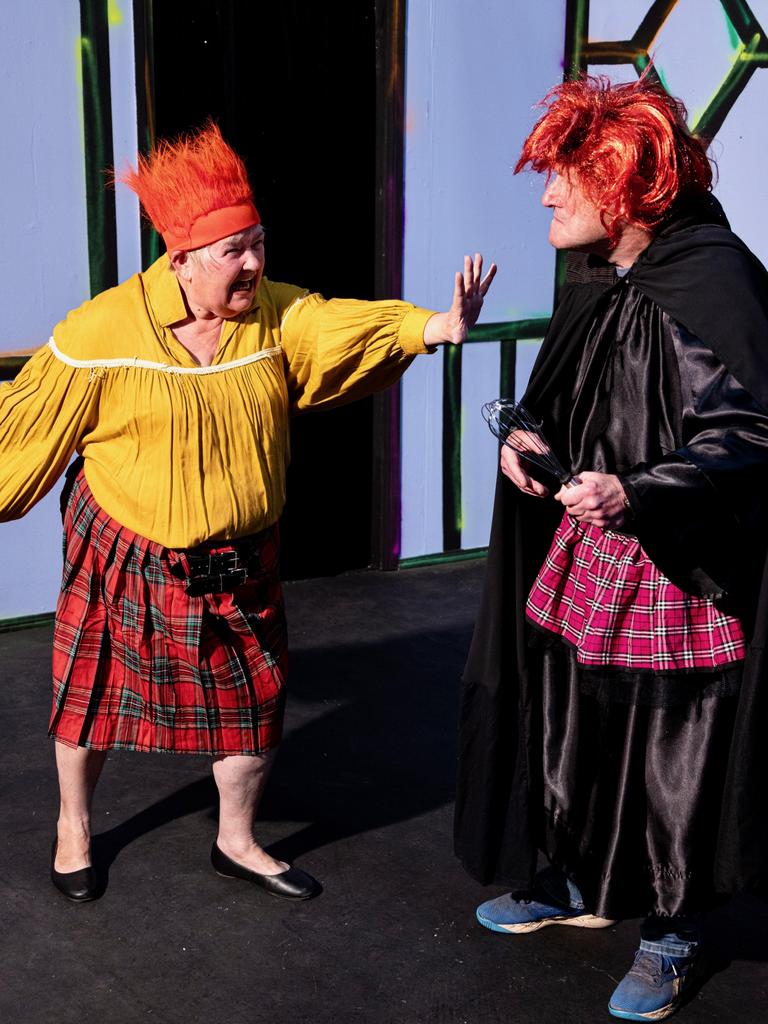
<box><xmin>51</xmin><ymin>839</ymin><xmax>99</xmax><ymax>902</ymax></box>
<box><xmin>211</xmin><ymin>842</ymin><xmax>321</xmax><ymax>900</ymax></box>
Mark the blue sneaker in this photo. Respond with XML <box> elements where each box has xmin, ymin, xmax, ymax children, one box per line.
<box><xmin>476</xmin><ymin>891</ymin><xmax>616</xmax><ymax>934</ymax></box>
<box><xmin>609</xmin><ymin>949</ymin><xmax>696</xmax><ymax>1021</ymax></box>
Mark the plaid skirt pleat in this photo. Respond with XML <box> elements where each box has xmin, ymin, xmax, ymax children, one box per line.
<box><xmin>526</xmin><ymin>513</ymin><xmax>746</xmax><ymax>671</ymax></box>
<box><xmin>49</xmin><ymin>471</ymin><xmax>287</xmax><ymax>754</ymax></box>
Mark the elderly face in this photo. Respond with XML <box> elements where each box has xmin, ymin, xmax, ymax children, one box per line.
<box><xmin>542</xmin><ymin>172</ymin><xmax>611</xmax><ymax>253</ymax></box>
<box><xmin>174</xmin><ymin>224</ymin><xmax>266</xmax><ymax>318</ymax></box>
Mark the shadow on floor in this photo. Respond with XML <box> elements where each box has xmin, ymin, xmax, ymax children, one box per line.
<box><xmin>89</xmin><ymin>623</ymin><xmax>467</xmax><ymax>869</ymax></box>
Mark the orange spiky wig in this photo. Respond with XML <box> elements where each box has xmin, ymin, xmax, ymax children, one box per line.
<box><xmin>118</xmin><ymin>122</ymin><xmax>260</xmax><ymax>251</ymax></box>
<box><xmin>515</xmin><ymin>75</ymin><xmax>713</xmax><ymax>245</ymax></box>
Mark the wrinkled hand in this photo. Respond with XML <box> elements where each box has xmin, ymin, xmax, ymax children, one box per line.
<box><xmin>423</xmin><ymin>253</ymin><xmax>497</xmax><ymax>346</ymax></box>
<box><xmin>555</xmin><ymin>471</ymin><xmax>628</xmax><ymax>529</ymax></box>
<box><xmin>500</xmin><ymin>431</ymin><xmax>550</xmax><ymax>497</ymax></box>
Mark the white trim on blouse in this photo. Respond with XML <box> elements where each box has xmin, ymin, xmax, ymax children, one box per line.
<box><xmin>47</xmin><ymin>337</ymin><xmax>282</xmax><ymax>375</ymax></box>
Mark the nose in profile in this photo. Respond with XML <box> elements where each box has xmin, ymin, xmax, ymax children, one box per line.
<box><xmin>542</xmin><ymin>174</ymin><xmax>563</xmax><ymax>207</ymax></box>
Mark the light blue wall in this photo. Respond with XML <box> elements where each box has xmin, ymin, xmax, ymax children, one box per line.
<box><xmin>0</xmin><ymin>4</ymin><xmax>90</xmax><ymax>350</ymax></box>
<box><xmin>0</xmin><ymin>2</ymin><xmax>141</xmax><ymax>621</ymax></box>
<box><xmin>400</xmin><ymin>0</ymin><xmax>565</xmax><ymax>559</ymax></box>
<box><xmin>0</xmin><ymin>3</ymin><xmax>89</xmax><ymax>620</ymax></box>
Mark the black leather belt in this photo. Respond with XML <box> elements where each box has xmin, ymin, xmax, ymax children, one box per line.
<box><xmin>184</xmin><ymin>550</ymin><xmax>248</xmax><ymax>596</ymax></box>
<box><xmin>171</xmin><ymin>537</ymin><xmax>265</xmax><ymax>596</ymax></box>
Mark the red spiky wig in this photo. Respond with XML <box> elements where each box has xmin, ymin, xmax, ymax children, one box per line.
<box><xmin>515</xmin><ymin>75</ymin><xmax>712</xmax><ymax>244</ymax></box>
<box><xmin>118</xmin><ymin>122</ymin><xmax>260</xmax><ymax>251</ymax></box>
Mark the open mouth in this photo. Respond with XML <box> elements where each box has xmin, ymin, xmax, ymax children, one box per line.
<box><xmin>230</xmin><ymin>278</ymin><xmax>255</xmax><ymax>297</ymax></box>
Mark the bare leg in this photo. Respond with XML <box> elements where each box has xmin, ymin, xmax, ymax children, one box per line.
<box><xmin>211</xmin><ymin>751</ymin><xmax>287</xmax><ymax>875</ymax></box>
<box><xmin>54</xmin><ymin>740</ymin><xmax>108</xmax><ymax>871</ymax></box>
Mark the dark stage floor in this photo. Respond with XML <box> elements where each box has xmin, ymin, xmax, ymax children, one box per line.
<box><xmin>2</xmin><ymin>561</ymin><xmax>767</xmax><ymax>1023</ymax></box>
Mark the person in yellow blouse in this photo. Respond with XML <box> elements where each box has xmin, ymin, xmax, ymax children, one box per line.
<box><xmin>0</xmin><ymin>124</ymin><xmax>495</xmax><ymax>902</ymax></box>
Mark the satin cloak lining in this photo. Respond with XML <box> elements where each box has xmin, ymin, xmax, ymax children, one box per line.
<box><xmin>534</xmin><ymin>638</ymin><xmax>740</xmax><ymax>919</ymax></box>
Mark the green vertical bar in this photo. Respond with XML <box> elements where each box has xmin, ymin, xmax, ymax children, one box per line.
<box><xmin>499</xmin><ymin>337</ymin><xmax>517</xmax><ymax>399</ymax></box>
<box><xmin>442</xmin><ymin>344</ymin><xmax>463</xmax><ymax>552</ymax></box>
<box><xmin>555</xmin><ymin>0</ymin><xmax>591</xmax><ymax>300</ymax></box>
<box><xmin>80</xmin><ymin>0</ymin><xmax>118</xmax><ymax>295</ymax></box>
<box><xmin>372</xmin><ymin>0</ymin><xmax>407</xmax><ymax>569</ymax></box>
<box><xmin>132</xmin><ymin>0</ymin><xmax>161</xmax><ymax>268</ymax></box>
<box><xmin>564</xmin><ymin>0</ymin><xmax>590</xmax><ymax>79</ymax></box>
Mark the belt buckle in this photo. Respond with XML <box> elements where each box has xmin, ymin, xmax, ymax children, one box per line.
<box><xmin>208</xmin><ymin>550</ymin><xmax>240</xmax><ymax>575</ymax></box>
<box><xmin>222</xmin><ymin>566</ymin><xmax>248</xmax><ymax>589</ymax></box>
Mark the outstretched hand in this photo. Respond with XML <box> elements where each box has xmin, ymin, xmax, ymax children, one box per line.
<box><xmin>423</xmin><ymin>253</ymin><xmax>497</xmax><ymax>346</ymax></box>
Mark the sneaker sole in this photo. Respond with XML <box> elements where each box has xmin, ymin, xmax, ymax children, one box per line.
<box><xmin>608</xmin><ymin>1004</ymin><xmax>678</xmax><ymax>1022</ymax></box>
<box><xmin>477</xmin><ymin>910</ymin><xmax>617</xmax><ymax>934</ymax></box>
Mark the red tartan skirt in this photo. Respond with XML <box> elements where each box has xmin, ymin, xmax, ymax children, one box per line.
<box><xmin>526</xmin><ymin>514</ymin><xmax>746</xmax><ymax>671</ymax></box>
<box><xmin>49</xmin><ymin>471</ymin><xmax>287</xmax><ymax>755</ymax></box>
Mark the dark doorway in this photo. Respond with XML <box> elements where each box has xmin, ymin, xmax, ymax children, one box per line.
<box><xmin>151</xmin><ymin>1</ymin><xmax>379</xmax><ymax>579</ymax></box>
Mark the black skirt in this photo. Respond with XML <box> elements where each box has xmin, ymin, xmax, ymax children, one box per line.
<box><xmin>528</xmin><ymin>630</ymin><xmax>743</xmax><ymax>919</ymax></box>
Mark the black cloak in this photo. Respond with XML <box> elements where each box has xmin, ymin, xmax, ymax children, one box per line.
<box><xmin>454</xmin><ymin>193</ymin><xmax>768</xmax><ymax>902</ymax></box>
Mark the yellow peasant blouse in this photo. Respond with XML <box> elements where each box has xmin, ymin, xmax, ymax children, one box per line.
<box><xmin>0</xmin><ymin>256</ymin><xmax>434</xmax><ymax>548</ymax></box>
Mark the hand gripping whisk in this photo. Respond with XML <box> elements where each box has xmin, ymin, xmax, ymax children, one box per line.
<box><xmin>482</xmin><ymin>399</ymin><xmax>580</xmax><ymax>487</ymax></box>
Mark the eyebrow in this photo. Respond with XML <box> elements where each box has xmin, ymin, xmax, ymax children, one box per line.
<box><xmin>224</xmin><ymin>228</ymin><xmax>265</xmax><ymax>248</ymax></box>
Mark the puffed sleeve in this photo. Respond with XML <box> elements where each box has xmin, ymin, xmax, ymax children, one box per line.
<box><xmin>278</xmin><ymin>292</ymin><xmax>435</xmax><ymax>411</ymax></box>
<box><xmin>622</xmin><ymin>322</ymin><xmax>768</xmax><ymax>514</ymax></box>
<box><xmin>621</xmin><ymin>322</ymin><xmax>768</xmax><ymax>603</ymax></box>
<box><xmin>0</xmin><ymin>342</ymin><xmax>102</xmax><ymax>520</ymax></box>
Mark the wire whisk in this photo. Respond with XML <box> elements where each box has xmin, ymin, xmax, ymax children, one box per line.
<box><xmin>482</xmin><ymin>399</ymin><xmax>580</xmax><ymax>487</ymax></box>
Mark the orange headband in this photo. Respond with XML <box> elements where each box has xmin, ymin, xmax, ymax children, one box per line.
<box><xmin>162</xmin><ymin>201</ymin><xmax>261</xmax><ymax>252</ymax></box>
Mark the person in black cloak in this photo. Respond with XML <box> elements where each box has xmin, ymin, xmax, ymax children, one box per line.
<box><xmin>454</xmin><ymin>74</ymin><xmax>768</xmax><ymax>1022</ymax></box>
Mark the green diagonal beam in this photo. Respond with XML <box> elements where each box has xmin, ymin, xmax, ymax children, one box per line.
<box><xmin>633</xmin><ymin>0</ymin><xmax>680</xmax><ymax>51</ymax></box>
<box><xmin>692</xmin><ymin>33</ymin><xmax>766</xmax><ymax>141</ymax></box>
<box><xmin>720</xmin><ymin>0</ymin><xmax>767</xmax><ymax>41</ymax></box>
